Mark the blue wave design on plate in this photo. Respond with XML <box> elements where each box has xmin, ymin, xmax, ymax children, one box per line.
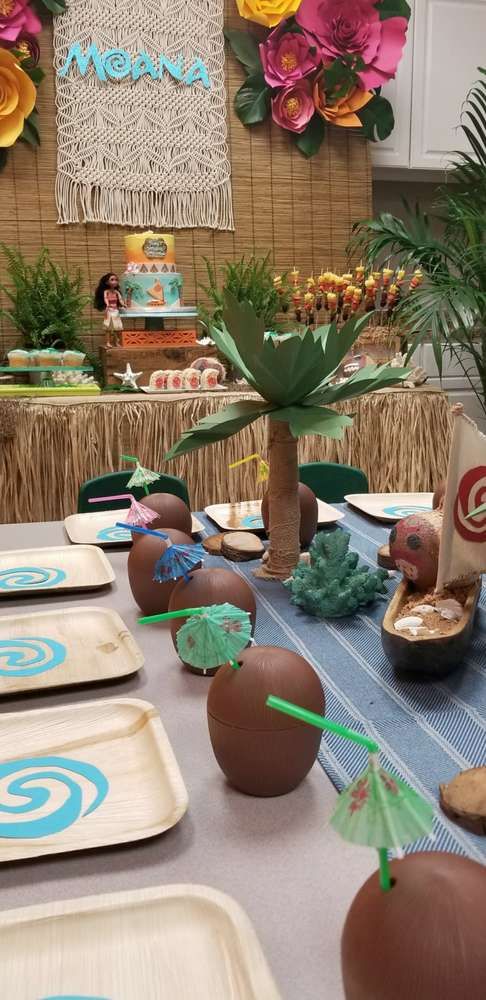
<box><xmin>97</xmin><ymin>526</ymin><xmax>131</xmax><ymax>542</ymax></box>
<box><xmin>0</xmin><ymin>756</ymin><xmax>109</xmax><ymax>838</ymax></box>
<box><xmin>241</xmin><ymin>515</ymin><xmax>264</xmax><ymax>529</ymax></box>
<box><xmin>382</xmin><ymin>505</ymin><xmax>432</xmax><ymax>518</ymax></box>
<box><xmin>0</xmin><ymin>637</ymin><xmax>66</xmax><ymax>677</ymax></box>
<box><xmin>0</xmin><ymin>567</ymin><xmax>66</xmax><ymax>591</ymax></box>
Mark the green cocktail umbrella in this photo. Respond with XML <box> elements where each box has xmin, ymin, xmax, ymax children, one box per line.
<box><xmin>266</xmin><ymin>696</ymin><xmax>434</xmax><ymax>892</ymax></box>
<box><xmin>139</xmin><ymin>602</ymin><xmax>251</xmax><ymax>670</ymax></box>
<box><xmin>122</xmin><ymin>454</ymin><xmax>161</xmax><ymax>495</ymax></box>
<box><xmin>330</xmin><ymin>752</ymin><xmax>434</xmax><ymax>857</ymax></box>
<box><xmin>176</xmin><ymin>602</ymin><xmax>252</xmax><ymax>669</ymax></box>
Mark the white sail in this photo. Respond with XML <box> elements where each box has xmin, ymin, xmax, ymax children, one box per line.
<box><xmin>436</xmin><ymin>410</ymin><xmax>486</xmax><ymax>592</ymax></box>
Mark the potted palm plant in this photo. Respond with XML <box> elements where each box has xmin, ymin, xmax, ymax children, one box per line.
<box><xmin>165</xmin><ymin>293</ymin><xmax>408</xmax><ymax>579</ymax></box>
<box><xmin>351</xmin><ymin>69</ymin><xmax>486</xmax><ymax>418</ymax></box>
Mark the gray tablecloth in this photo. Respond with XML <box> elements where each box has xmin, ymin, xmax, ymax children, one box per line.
<box><xmin>0</xmin><ymin>520</ymin><xmax>374</xmax><ymax>1000</ymax></box>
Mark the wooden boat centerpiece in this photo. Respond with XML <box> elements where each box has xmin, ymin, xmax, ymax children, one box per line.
<box><xmin>382</xmin><ymin>410</ymin><xmax>485</xmax><ymax>677</ymax></box>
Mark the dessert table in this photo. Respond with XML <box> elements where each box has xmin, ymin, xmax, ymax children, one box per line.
<box><xmin>0</xmin><ymin>515</ymin><xmax>375</xmax><ymax>1000</ymax></box>
<box><xmin>0</xmin><ymin>386</ymin><xmax>452</xmax><ymax>524</ymax></box>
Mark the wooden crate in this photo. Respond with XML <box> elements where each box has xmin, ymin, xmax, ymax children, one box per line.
<box><xmin>101</xmin><ymin>345</ymin><xmax>218</xmax><ymax>385</ymax></box>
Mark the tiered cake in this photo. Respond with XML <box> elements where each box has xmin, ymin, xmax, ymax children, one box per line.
<box><xmin>121</xmin><ymin>232</ymin><xmax>183</xmax><ymax>312</ymax></box>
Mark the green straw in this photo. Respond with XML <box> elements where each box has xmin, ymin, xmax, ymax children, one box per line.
<box><xmin>378</xmin><ymin>848</ymin><xmax>391</xmax><ymax>892</ymax></box>
<box><xmin>139</xmin><ymin>607</ymin><xmax>206</xmax><ymax>624</ymax></box>
<box><xmin>266</xmin><ymin>696</ymin><xmax>380</xmax><ymax>753</ymax></box>
<box><xmin>229</xmin><ymin>659</ymin><xmax>241</xmax><ymax>670</ymax></box>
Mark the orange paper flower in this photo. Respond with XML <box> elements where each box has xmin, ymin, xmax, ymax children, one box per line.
<box><xmin>313</xmin><ymin>76</ymin><xmax>373</xmax><ymax>128</ymax></box>
<box><xmin>0</xmin><ymin>47</ymin><xmax>35</xmax><ymax>147</ymax></box>
<box><xmin>236</xmin><ymin>0</ymin><xmax>301</xmax><ymax>29</ymax></box>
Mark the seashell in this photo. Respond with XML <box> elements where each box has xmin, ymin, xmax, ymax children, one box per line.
<box><xmin>394</xmin><ymin>616</ymin><xmax>425</xmax><ymax>632</ymax></box>
<box><xmin>414</xmin><ymin>604</ymin><xmax>437</xmax><ymax>615</ymax></box>
<box><xmin>436</xmin><ymin>598</ymin><xmax>463</xmax><ymax>622</ymax></box>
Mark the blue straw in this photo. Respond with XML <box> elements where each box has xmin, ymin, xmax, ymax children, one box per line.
<box><xmin>115</xmin><ymin>522</ymin><xmax>168</xmax><ymax>540</ymax></box>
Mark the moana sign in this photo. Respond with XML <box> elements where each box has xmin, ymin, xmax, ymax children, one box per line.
<box><xmin>58</xmin><ymin>43</ymin><xmax>210</xmax><ymax>88</ymax></box>
<box><xmin>54</xmin><ymin>0</ymin><xmax>232</xmax><ymax>230</ymax></box>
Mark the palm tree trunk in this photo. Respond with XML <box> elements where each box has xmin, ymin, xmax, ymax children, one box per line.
<box><xmin>255</xmin><ymin>419</ymin><xmax>300</xmax><ymax>580</ymax></box>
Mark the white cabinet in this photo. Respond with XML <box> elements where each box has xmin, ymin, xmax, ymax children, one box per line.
<box><xmin>411</xmin><ymin>0</ymin><xmax>486</xmax><ymax>168</ymax></box>
<box><xmin>372</xmin><ymin>0</ymin><xmax>486</xmax><ymax>170</ymax></box>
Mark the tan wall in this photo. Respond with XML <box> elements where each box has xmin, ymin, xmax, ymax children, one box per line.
<box><xmin>0</xmin><ymin>8</ymin><xmax>371</xmax><ymax>358</ymax></box>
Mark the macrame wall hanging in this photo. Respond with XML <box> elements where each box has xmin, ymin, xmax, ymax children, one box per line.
<box><xmin>54</xmin><ymin>0</ymin><xmax>233</xmax><ymax>229</ymax></box>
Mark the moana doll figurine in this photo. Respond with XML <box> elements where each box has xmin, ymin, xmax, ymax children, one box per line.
<box><xmin>94</xmin><ymin>273</ymin><xmax>126</xmax><ymax>347</ymax></box>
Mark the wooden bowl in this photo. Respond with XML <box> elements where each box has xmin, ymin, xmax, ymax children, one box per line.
<box><xmin>128</xmin><ymin>529</ymin><xmax>200</xmax><ymax>615</ymax></box>
<box><xmin>168</xmin><ymin>568</ymin><xmax>256</xmax><ymax>676</ymax></box>
<box><xmin>341</xmin><ymin>851</ymin><xmax>486</xmax><ymax>1000</ymax></box>
<box><xmin>132</xmin><ymin>492</ymin><xmax>192</xmax><ymax>540</ymax></box>
<box><xmin>207</xmin><ymin>645</ymin><xmax>325</xmax><ymax>796</ymax></box>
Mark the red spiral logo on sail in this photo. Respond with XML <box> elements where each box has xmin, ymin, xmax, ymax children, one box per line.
<box><xmin>454</xmin><ymin>466</ymin><xmax>486</xmax><ymax>541</ymax></box>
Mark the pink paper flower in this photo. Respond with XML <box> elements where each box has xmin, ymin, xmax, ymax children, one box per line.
<box><xmin>260</xmin><ymin>29</ymin><xmax>320</xmax><ymax>89</ymax></box>
<box><xmin>271</xmin><ymin>79</ymin><xmax>315</xmax><ymax>133</ymax></box>
<box><xmin>0</xmin><ymin>0</ymin><xmax>41</xmax><ymax>45</ymax></box>
<box><xmin>296</xmin><ymin>0</ymin><xmax>408</xmax><ymax>89</ymax></box>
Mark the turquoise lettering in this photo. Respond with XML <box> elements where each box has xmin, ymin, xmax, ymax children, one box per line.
<box><xmin>102</xmin><ymin>48</ymin><xmax>132</xmax><ymax>80</ymax></box>
<box><xmin>159</xmin><ymin>54</ymin><xmax>183</xmax><ymax>82</ymax></box>
<box><xmin>58</xmin><ymin>42</ymin><xmax>106</xmax><ymax>81</ymax></box>
<box><xmin>183</xmin><ymin>58</ymin><xmax>210</xmax><ymax>89</ymax></box>
<box><xmin>132</xmin><ymin>51</ymin><xmax>158</xmax><ymax>81</ymax></box>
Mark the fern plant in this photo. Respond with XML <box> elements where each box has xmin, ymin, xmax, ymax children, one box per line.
<box><xmin>198</xmin><ymin>254</ymin><xmax>289</xmax><ymax>331</ymax></box>
<box><xmin>0</xmin><ymin>245</ymin><xmax>90</xmax><ymax>350</ymax></box>
<box><xmin>350</xmin><ymin>68</ymin><xmax>486</xmax><ymax>416</ymax></box>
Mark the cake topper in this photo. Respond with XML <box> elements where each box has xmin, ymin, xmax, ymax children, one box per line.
<box><xmin>94</xmin><ymin>273</ymin><xmax>126</xmax><ymax>347</ymax></box>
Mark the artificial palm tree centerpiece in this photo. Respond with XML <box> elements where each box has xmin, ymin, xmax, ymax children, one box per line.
<box><xmin>165</xmin><ymin>293</ymin><xmax>408</xmax><ymax>580</ymax></box>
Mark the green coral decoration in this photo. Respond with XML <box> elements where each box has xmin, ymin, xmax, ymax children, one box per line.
<box><xmin>286</xmin><ymin>530</ymin><xmax>388</xmax><ymax>618</ymax></box>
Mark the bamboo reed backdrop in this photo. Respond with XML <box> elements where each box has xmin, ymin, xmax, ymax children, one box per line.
<box><xmin>0</xmin><ymin>4</ymin><xmax>372</xmax><ymax>357</ymax></box>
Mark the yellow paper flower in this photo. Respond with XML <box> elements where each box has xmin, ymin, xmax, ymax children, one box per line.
<box><xmin>313</xmin><ymin>77</ymin><xmax>373</xmax><ymax>128</ymax></box>
<box><xmin>236</xmin><ymin>0</ymin><xmax>302</xmax><ymax>29</ymax></box>
<box><xmin>0</xmin><ymin>47</ymin><xmax>36</xmax><ymax>147</ymax></box>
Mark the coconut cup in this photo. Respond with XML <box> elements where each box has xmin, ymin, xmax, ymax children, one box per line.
<box><xmin>262</xmin><ymin>482</ymin><xmax>318</xmax><ymax>547</ymax></box>
<box><xmin>207</xmin><ymin>644</ymin><xmax>325</xmax><ymax>796</ymax></box>
<box><xmin>128</xmin><ymin>529</ymin><xmax>200</xmax><ymax>615</ymax></box>
<box><xmin>168</xmin><ymin>568</ymin><xmax>256</xmax><ymax>676</ymax></box>
<box><xmin>132</xmin><ymin>492</ymin><xmax>192</xmax><ymax>540</ymax></box>
<box><xmin>389</xmin><ymin>510</ymin><xmax>442</xmax><ymax>590</ymax></box>
<box><xmin>341</xmin><ymin>851</ymin><xmax>486</xmax><ymax>1000</ymax></box>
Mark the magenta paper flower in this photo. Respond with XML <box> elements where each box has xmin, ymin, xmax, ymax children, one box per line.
<box><xmin>271</xmin><ymin>79</ymin><xmax>315</xmax><ymax>134</ymax></box>
<box><xmin>0</xmin><ymin>0</ymin><xmax>41</xmax><ymax>45</ymax></box>
<box><xmin>296</xmin><ymin>0</ymin><xmax>408</xmax><ymax>90</ymax></box>
<box><xmin>260</xmin><ymin>29</ymin><xmax>320</xmax><ymax>88</ymax></box>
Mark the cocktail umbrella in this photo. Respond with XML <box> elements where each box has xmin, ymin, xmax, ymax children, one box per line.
<box><xmin>118</xmin><ymin>524</ymin><xmax>204</xmax><ymax>582</ymax></box>
<box><xmin>122</xmin><ymin>453</ymin><xmax>161</xmax><ymax>496</ymax></box>
<box><xmin>89</xmin><ymin>493</ymin><xmax>158</xmax><ymax>526</ymax></box>
<box><xmin>139</xmin><ymin>602</ymin><xmax>251</xmax><ymax>671</ymax></box>
<box><xmin>266</xmin><ymin>696</ymin><xmax>434</xmax><ymax>892</ymax></box>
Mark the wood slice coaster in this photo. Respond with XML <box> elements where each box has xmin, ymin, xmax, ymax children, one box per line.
<box><xmin>439</xmin><ymin>767</ymin><xmax>486</xmax><ymax>835</ymax></box>
<box><xmin>221</xmin><ymin>532</ymin><xmax>265</xmax><ymax>562</ymax></box>
<box><xmin>377</xmin><ymin>543</ymin><xmax>396</xmax><ymax>570</ymax></box>
<box><xmin>202</xmin><ymin>533</ymin><xmax>226</xmax><ymax>555</ymax></box>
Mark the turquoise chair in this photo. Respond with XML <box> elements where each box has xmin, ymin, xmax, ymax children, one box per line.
<box><xmin>77</xmin><ymin>470</ymin><xmax>190</xmax><ymax>513</ymax></box>
<box><xmin>298</xmin><ymin>462</ymin><xmax>368</xmax><ymax>504</ymax></box>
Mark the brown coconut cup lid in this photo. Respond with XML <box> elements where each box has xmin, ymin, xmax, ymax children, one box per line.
<box><xmin>439</xmin><ymin>766</ymin><xmax>486</xmax><ymax>835</ymax></box>
<box><xmin>207</xmin><ymin>645</ymin><xmax>325</xmax><ymax>731</ymax></box>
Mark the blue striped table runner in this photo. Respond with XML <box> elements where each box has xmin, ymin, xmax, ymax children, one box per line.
<box><xmin>196</xmin><ymin>506</ymin><xmax>486</xmax><ymax>862</ymax></box>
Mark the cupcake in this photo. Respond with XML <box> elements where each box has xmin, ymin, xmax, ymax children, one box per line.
<box><xmin>63</xmin><ymin>350</ymin><xmax>86</xmax><ymax>367</ymax></box>
<box><xmin>38</xmin><ymin>349</ymin><xmax>57</xmax><ymax>366</ymax></box>
<box><xmin>30</xmin><ymin>351</ymin><xmax>41</xmax><ymax>366</ymax></box>
<box><xmin>7</xmin><ymin>349</ymin><xmax>30</xmax><ymax>367</ymax></box>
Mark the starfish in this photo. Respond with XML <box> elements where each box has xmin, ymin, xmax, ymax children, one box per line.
<box><xmin>113</xmin><ymin>363</ymin><xmax>142</xmax><ymax>391</ymax></box>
